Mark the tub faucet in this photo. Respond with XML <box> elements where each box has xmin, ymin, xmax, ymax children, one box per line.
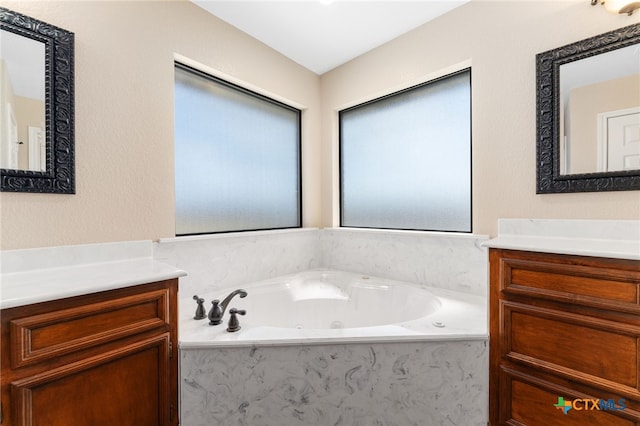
<box><xmin>208</xmin><ymin>289</ymin><xmax>248</xmax><ymax>325</ymax></box>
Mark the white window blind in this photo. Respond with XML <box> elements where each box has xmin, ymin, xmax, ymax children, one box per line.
<box><xmin>340</xmin><ymin>69</ymin><xmax>471</xmax><ymax>232</ymax></box>
<box><xmin>174</xmin><ymin>64</ymin><xmax>301</xmax><ymax>235</ymax></box>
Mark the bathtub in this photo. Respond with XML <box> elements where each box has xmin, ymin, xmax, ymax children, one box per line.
<box><xmin>179</xmin><ymin>269</ymin><xmax>488</xmax><ymax>425</ymax></box>
<box><xmin>179</xmin><ymin>268</ymin><xmax>486</xmax><ymax>347</ymax></box>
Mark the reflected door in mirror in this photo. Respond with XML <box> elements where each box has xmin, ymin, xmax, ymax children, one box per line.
<box><xmin>600</xmin><ymin>106</ymin><xmax>640</xmax><ymax>171</ymax></box>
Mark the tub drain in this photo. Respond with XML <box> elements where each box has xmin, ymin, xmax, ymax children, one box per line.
<box><xmin>330</xmin><ymin>320</ymin><xmax>344</xmax><ymax>329</ymax></box>
<box><xmin>432</xmin><ymin>321</ymin><xmax>446</xmax><ymax>328</ymax></box>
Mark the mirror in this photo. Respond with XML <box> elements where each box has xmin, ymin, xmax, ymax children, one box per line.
<box><xmin>0</xmin><ymin>8</ymin><xmax>74</xmax><ymax>193</ymax></box>
<box><xmin>536</xmin><ymin>23</ymin><xmax>640</xmax><ymax>193</ymax></box>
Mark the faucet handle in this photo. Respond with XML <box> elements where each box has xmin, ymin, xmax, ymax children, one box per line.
<box><xmin>192</xmin><ymin>295</ymin><xmax>206</xmax><ymax>320</ymax></box>
<box><xmin>226</xmin><ymin>308</ymin><xmax>246</xmax><ymax>333</ymax></box>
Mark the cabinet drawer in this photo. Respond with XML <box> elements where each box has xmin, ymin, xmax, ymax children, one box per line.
<box><xmin>502</xmin><ymin>301</ymin><xmax>640</xmax><ymax>395</ymax></box>
<box><xmin>501</xmin><ymin>366</ymin><xmax>638</xmax><ymax>426</ymax></box>
<box><xmin>10</xmin><ymin>288</ymin><xmax>170</xmax><ymax>368</ymax></box>
<box><xmin>498</xmin><ymin>253</ymin><xmax>640</xmax><ymax>313</ymax></box>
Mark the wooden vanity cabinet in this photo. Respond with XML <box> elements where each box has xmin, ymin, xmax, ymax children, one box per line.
<box><xmin>0</xmin><ymin>279</ymin><xmax>179</xmax><ymax>426</ymax></box>
<box><xmin>489</xmin><ymin>249</ymin><xmax>640</xmax><ymax>426</ymax></box>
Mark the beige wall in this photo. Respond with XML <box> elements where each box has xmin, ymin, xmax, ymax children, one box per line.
<box><xmin>0</xmin><ymin>0</ymin><xmax>321</xmax><ymax>249</ymax></box>
<box><xmin>320</xmin><ymin>0</ymin><xmax>640</xmax><ymax>235</ymax></box>
<box><xmin>1</xmin><ymin>0</ymin><xmax>639</xmax><ymax>250</ymax></box>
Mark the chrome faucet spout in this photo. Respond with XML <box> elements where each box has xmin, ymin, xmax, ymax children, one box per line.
<box><xmin>208</xmin><ymin>289</ymin><xmax>248</xmax><ymax>325</ymax></box>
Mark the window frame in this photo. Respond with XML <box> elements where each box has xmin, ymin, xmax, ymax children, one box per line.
<box><xmin>174</xmin><ymin>62</ymin><xmax>303</xmax><ymax>236</ymax></box>
<box><xmin>338</xmin><ymin>67</ymin><xmax>472</xmax><ymax>233</ymax></box>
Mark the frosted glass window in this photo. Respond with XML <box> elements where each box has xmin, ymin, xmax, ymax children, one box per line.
<box><xmin>174</xmin><ymin>64</ymin><xmax>301</xmax><ymax>235</ymax></box>
<box><xmin>340</xmin><ymin>69</ymin><xmax>471</xmax><ymax>232</ymax></box>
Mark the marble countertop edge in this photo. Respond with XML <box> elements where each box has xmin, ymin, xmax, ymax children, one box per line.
<box><xmin>0</xmin><ymin>258</ymin><xmax>187</xmax><ymax>310</ymax></box>
<box><xmin>482</xmin><ymin>235</ymin><xmax>640</xmax><ymax>260</ymax></box>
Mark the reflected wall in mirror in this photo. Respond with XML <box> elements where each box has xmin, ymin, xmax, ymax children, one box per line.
<box><xmin>561</xmin><ymin>44</ymin><xmax>640</xmax><ymax>175</ymax></box>
<box><xmin>0</xmin><ymin>8</ymin><xmax>74</xmax><ymax>193</ymax></box>
<box><xmin>537</xmin><ymin>23</ymin><xmax>640</xmax><ymax>193</ymax></box>
<box><xmin>1</xmin><ymin>29</ymin><xmax>45</xmax><ymax>171</ymax></box>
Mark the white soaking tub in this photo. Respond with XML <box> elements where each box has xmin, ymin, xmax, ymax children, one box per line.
<box><xmin>179</xmin><ymin>269</ymin><xmax>487</xmax><ymax>347</ymax></box>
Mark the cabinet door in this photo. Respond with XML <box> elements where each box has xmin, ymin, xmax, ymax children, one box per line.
<box><xmin>11</xmin><ymin>334</ymin><xmax>172</xmax><ymax>426</ymax></box>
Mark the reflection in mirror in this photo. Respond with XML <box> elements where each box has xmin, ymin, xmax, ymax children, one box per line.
<box><xmin>560</xmin><ymin>44</ymin><xmax>640</xmax><ymax>175</ymax></box>
<box><xmin>536</xmin><ymin>23</ymin><xmax>640</xmax><ymax>193</ymax></box>
<box><xmin>0</xmin><ymin>7</ymin><xmax>74</xmax><ymax>194</ymax></box>
<box><xmin>0</xmin><ymin>29</ymin><xmax>46</xmax><ymax>172</ymax></box>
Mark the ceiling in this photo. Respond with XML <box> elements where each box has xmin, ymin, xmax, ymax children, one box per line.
<box><xmin>192</xmin><ymin>0</ymin><xmax>469</xmax><ymax>75</ymax></box>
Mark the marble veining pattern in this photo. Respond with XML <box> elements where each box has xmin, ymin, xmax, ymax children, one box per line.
<box><xmin>1</xmin><ymin>240</ymin><xmax>152</xmax><ymax>274</ymax></box>
<box><xmin>180</xmin><ymin>340</ymin><xmax>488</xmax><ymax>426</ymax></box>
<box><xmin>320</xmin><ymin>229</ymin><xmax>488</xmax><ymax>296</ymax></box>
<box><xmin>155</xmin><ymin>228</ymin><xmax>489</xmax><ymax>303</ymax></box>
<box><xmin>154</xmin><ymin>229</ymin><xmax>321</xmax><ymax>299</ymax></box>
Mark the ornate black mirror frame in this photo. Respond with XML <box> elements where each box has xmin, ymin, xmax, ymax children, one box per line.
<box><xmin>0</xmin><ymin>8</ymin><xmax>74</xmax><ymax>193</ymax></box>
<box><xmin>536</xmin><ymin>23</ymin><xmax>640</xmax><ymax>194</ymax></box>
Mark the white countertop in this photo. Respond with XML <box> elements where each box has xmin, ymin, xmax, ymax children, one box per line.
<box><xmin>1</xmin><ymin>258</ymin><xmax>186</xmax><ymax>309</ymax></box>
<box><xmin>482</xmin><ymin>219</ymin><xmax>640</xmax><ymax>260</ymax></box>
<box><xmin>1</xmin><ymin>241</ymin><xmax>187</xmax><ymax>309</ymax></box>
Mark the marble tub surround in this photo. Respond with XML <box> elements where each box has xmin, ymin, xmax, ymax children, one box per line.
<box><xmin>0</xmin><ymin>240</ymin><xmax>186</xmax><ymax>309</ymax></box>
<box><xmin>1</xmin><ymin>239</ymin><xmax>152</xmax><ymax>274</ymax></box>
<box><xmin>154</xmin><ymin>228</ymin><xmax>322</xmax><ymax>300</ymax></box>
<box><xmin>156</xmin><ymin>228</ymin><xmax>489</xmax><ymax>304</ymax></box>
<box><xmin>321</xmin><ymin>228</ymin><xmax>489</xmax><ymax>296</ymax></box>
<box><xmin>181</xmin><ymin>339</ymin><xmax>488</xmax><ymax>426</ymax></box>
<box><xmin>483</xmin><ymin>219</ymin><xmax>640</xmax><ymax>260</ymax></box>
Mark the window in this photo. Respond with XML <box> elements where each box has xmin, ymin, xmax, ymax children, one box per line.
<box><xmin>174</xmin><ymin>63</ymin><xmax>301</xmax><ymax>235</ymax></box>
<box><xmin>339</xmin><ymin>68</ymin><xmax>471</xmax><ymax>232</ymax></box>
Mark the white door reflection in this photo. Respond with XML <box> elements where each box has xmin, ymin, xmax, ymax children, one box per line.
<box><xmin>598</xmin><ymin>107</ymin><xmax>640</xmax><ymax>172</ymax></box>
<box><xmin>28</xmin><ymin>125</ymin><xmax>45</xmax><ymax>171</ymax></box>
